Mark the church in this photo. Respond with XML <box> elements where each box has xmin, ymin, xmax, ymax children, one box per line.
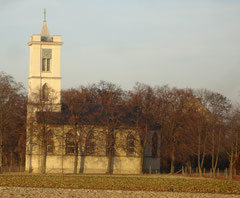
<box><xmin>25</xmin><ymin>13</ymin><xmax>160</xmax><ymax>174</ymax></box>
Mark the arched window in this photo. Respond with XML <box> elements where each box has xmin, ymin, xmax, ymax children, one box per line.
<box><xmin>47</xmin><ymin>130</ymin><xmax>54</xmax><ymax>153</ymax></box>
<box><xmin>66</xmin><ymin>131</ymin><xmax>75</xmax><ymax>154</ymax></box>
<box><xmin>42</xmin><ymin>83</ymin><xmax>49</xmax><ymax>100</ymax></box>
<box><xmin>127</xmin><ymin>133</ymin><xmax>135</xmax><ymax>155</ymax></box>
<box><xmin>86</xmin><ymin>132</ymin><xmax>95</xmax><ymax>155</ymax></box>
<box><xmin>152</xmin><ymin>132</ymin><xmax>158</xmax><ymax>158</ymax></box>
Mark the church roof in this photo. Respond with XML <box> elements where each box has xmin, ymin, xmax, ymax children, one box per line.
<box><xmin>41</xmin><ymin>20</ymin><xmax>52</xmax><ymax>41</ymax></box>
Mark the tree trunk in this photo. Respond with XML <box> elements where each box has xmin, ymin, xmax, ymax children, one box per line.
<box><xmin>229</xmin><ymin>147</ymin><xmax>233</xmax><ymax>180</ymax></box>
<box><xmin>79</xmin><ymin>152</ymin><xmax>85</xmax><ymax>174</ymax></box>
<box><xmin>158</xmin><ymin>144</ymin><xmax>161</xmax><ymax>173</ymax></box>
<box><xmin>170</xmin><ymin>146</ymin><xmax>175</xmax><ymax>174</ymax></box>
<box><xmin>74</xmin><ymin>142</ymin><xmax>78</xmax><ymax>174</ymax></box>
<box><xmin>41</xmin><ymin>145</ymin><xmax>47</xmax><ymax>174</ymax></box>
<box><xmin>10</xmin><ymin>150</ymin><xmax>13</xmax><ymax>172</ymax></box>
<box><xmin>197</xmin><ymin>132</ymin><xmax>202</xmax><ymax>177</ymax></box>
<box><xmin>41</xmin><ymin>133</ymin><xmax>47</xmax><ymax>174</ymax></box>
<box><xmin>106</xmin><ymin>130</ymin><xmax>115</xmax><ymax>174</ymax></box>
<box><xmin>0</xmin><ymin>129</ymin><xmax>2</xmax><ymax>174</ymax></box>
<box><xmin>212</xmin><ymin>130</ymin><xmax>221</xmax><ymax>178</ymax></box>
<box><xmin>106</xmin><ymin>154</ymin><xmax>113</xmax><ymax>174</ymax></box>
<box><xmin>236</xmin><ymin>129</ymin><xmax>239</xmax><ymax>156</ymax></box>
<box><xmin>139</xmin><ymin>146</ymin><xmax>144</xmax><ymax>174</ymax></box>
<box><xmin>211</xmin><ymin>132</ymin><xmax>215</xmax><ymax>177</ymax></box>
<box><xmin>79</xmin><ymin>141</ymin><xmax>85</xmax><ymax>174</ymax></box>
<box><xmin>28</xmin><ymin>122</ymin><xmax>33</xmax><ymax>173</ymax></box>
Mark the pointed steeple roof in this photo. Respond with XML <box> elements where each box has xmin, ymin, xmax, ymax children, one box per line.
<box><xmin>40</xmin><ymin>9</ymin><xmax>52</xmax><ymax>41</ymax></box>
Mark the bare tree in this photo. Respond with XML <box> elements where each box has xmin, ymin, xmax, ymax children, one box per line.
<box><xmin>93</xmin><ymin>81</ymin><xmax>125</xmax><ymax>174</ymax></box>
<box><xmin>0</xmin><ymin>72</ymin><xmax>26</xmax><ymax>173</ymax></box>
<box><xmin>62</xmin><ymin>86</ymin><xmax>98</xmax><ymax>174</ymax></box>
<box><xmin>206</xmin><ymin>90</ymin><xmax>230</xmax><ymax>177</ymax></box>
<box><xmin>224</xmin><ymin>105</ymin><xmax>240</xmax><ymax>179</ymax></box>
<box><xmin>189</xmin><ymin>102</ymin><xmax>210</xmax><ymax>176</ymax></box>
<box><xmin>27</xmin><ymin>86</ymin><xmax>60</xmax><ymax>174</ymax></box>
<box><xmin>126</xmin><ymin>83</ymin><xmax>157</xmax><ymax>173</ymax></box>
<box><xmin>193</xmin><ymin>89</ymin><xmax>231</xmax><ymax>177</ymax></box>
<box><xmin>156</xmin><ymin>86</ymin><xmax>196</xmax><ymax>174</ymax></box>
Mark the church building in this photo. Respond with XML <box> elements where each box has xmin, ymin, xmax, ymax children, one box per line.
<box><xmin>25</xmin><ymin>12</ymin><xmax>160</xmax><ymax>174</ymax></box>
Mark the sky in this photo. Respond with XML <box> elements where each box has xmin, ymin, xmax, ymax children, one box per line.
<box><xmin>1</xmin><ymin>0</ymin><xmax>240</xmax><ymax>102</ymax></box>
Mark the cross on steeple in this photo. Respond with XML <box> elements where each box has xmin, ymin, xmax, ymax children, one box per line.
<box><xmin>44</xmin><ymin>8</ymin><xmax>46</xmax><ymax>21</ymax></box>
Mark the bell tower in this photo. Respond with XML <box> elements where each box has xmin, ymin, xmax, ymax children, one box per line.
<box><xmin>28</xmin><ymin>9</ymin><xmax>63</xmax><ymax>112</ymax></box>
<box><xmin>26</xmin><ymin>10</ymin><xmax>63</xmax><ymax>173</ymax></box>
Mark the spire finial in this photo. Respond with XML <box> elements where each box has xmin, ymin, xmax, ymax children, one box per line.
<box><xmin>44</xmin><ymin>8</ymin><xmax>46</xmax><ymax>21</ymax></box>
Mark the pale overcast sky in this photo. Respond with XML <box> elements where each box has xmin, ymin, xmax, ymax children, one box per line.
<box><xmin>1</xmin><ymin>0</ymin><xmax>240</xmax><ymax>102</ymax></box>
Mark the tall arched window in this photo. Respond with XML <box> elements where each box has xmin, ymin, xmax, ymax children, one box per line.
<box><xmin>127</xmin><ymin>133</ymin><xmax>135</xmax><ymax>155</ymax></box>
<box><xmin>86</xmin><ymin>132</ymin><xmax>95</xmax><ymax>155</ymax></box>
<box><xmin>66</xmin><ymin>131</ymin><xmax>75</xmax><ymax>154</ymax></box>
<box><xmin>152</xmin><ymin>132</ymin><xmax>158</xmax><ymax>158</ymax></box>
<box><xmin>47</xmin><ymin>130</ymin><xmax>54</xmax><ymax>153</ymax></box>
<box><xmin>42</xmin><ymin>83</ymin><xmax>49</xmax><ymax>100</ymax></box>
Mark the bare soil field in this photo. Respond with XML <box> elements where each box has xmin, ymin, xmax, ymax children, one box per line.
<box><xmin>1</xmin><ymin>186</ymin><xmax>240</xmax><ymax>198</ymax></box>
<box><xmin>0</xmin><ymin>173</ymin><xmax>239</xmax><ymax>197</ymax></box>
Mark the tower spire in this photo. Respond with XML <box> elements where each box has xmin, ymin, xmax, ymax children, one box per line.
<box><xmin>41</xmin><ymin>8</ymin><xmax>51</xmax><ymax>41</ymax></box>
<box><xmin>44</xmin><ymin>8</ymin><xmax>46</xmax><ymax>21</ymax></box>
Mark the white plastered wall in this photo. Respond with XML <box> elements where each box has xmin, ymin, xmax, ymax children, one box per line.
<box><xmin>28</xmin><ymin>35</ymin><xmax>62</xmax><ymax>107</ymax></box>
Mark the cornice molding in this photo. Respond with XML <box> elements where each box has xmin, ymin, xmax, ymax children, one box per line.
<box><xmin>28</xmin><ymin>76</ymin><xmax>62</xmax><ymax>79</ymax></box>
<box><xmin>28</xmin><ymin>41</ymin><xmax>63</xmax><ymax>46</ymax></box>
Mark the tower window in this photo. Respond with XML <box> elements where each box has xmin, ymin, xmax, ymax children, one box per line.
<box><xmin>42</xmin><ymin>58</ymin><xmax>51</xmax><ymax>72</ymax></box>
<box><xmin>42</xmin><ymin>49</ymin><xmax>52</xmax><ymax>72</ymax></box>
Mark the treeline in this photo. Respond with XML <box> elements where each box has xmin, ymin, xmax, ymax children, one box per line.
<box><xmin>61</xmin><ymin>81</ymin><xmax>240</xmax><ymax>177</ymax></box>
<box><xmin>0</xmin><ymin>71</ymin><xmax>240</xmax><ymax>177</ymax></box>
